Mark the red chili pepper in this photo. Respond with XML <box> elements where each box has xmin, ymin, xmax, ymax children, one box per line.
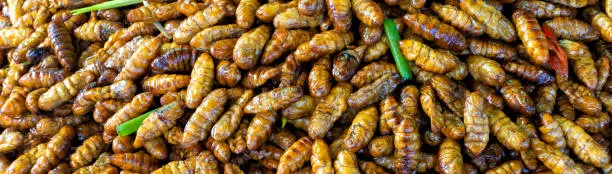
<box><xmin>542</xmin><ymin>25</ymin><xmax>568</xmax><ymax>79</ymax></box>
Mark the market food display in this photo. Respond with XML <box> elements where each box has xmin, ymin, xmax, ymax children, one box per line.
<box><xmin>0</xmin><ymin>0</ymin><xmax>610</xmax><ymax>173</ymax></box>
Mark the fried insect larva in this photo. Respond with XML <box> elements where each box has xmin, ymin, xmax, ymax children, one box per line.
<box><xmin>557</xmin><ymin>79</ymin><xmax>602</xmax><ymax>116</ymax></box>
<box><xmin>142</xmin><ymin>74</ymin><xmax>190</xmax><ymax>96</ymax></box>
<box><xmin>459</xmin><ymin>0</ymin><xmax>516</xmax><ymax>42</ymax></box>
<box><xmin>215</xmin><ymin>60</ymin><xmax>241</xmax><ymax>87</ymax></box>
<box><xmin>486</xmin><ymin>108</ymin><xmax>529</xmax><ymax>151</ymax></box>
<box><xmin>307</xmin><ymin>56</ymin><xmax>331</xmax><ymax>97</ymax></box>
<box><xmin>242</xmin><ymin>66</ymin><xmax>281</xmax><ymax>88</ymax></box>
<box><xmin>12</xmin><ymin>25</ymin><xmax>47</xmax><ymax>63</ymax></box>
<box><xmin>48</xmin><ymin>22</ymin><xmax>77</xmax><ymax>71</ymax></box>
<box><xmin>1</xmin><ymin>87</ymin><xmax>28</xmax><ymax>116</ymax></box>
<box><xmin>236</xmin><ymin>0</ymin><xmax>259</xmax><ymax>28</ymax></box>
<box><xmin>308</xmin><ymin>83</ymin><xmax>352</xmax><ymax>138</ymax></box>
<box><xmin>183</xmin><ymin>89</ymin><xmax>228</xmax><ymax>147</ymax></box>
<box><xmin>173</xmin><ymin>4</ymin><xmax>225</xmax><ymax>44</ymax></box>
<box><xmin>463</xmin><ymin>92</ymin><xmax>489</xmax><ymax>156</ymax></box>
<box><xmin>25</xmin><ymin>88</ymin><xmax>46</xmax><ymax>113</ymax></box>
<box><xmin>358</xmin><ymin>23</ymin><xmax>382</xmax><ymax>45</ymax></box>
<box><xmin>233</xmin><ymin>25</ymin><xmax>270</xmax><ymax>70</ymax></box>
<box><xmin>583</xmin><ymin>7</ymin><xmax>612</xmax><ymax>42</ymax></box>
<box><xmin>151</xmin><ymin>49</ymin><xmax>198</xmax><ymax>74</ymax></box>
<box><xmin>195</xmin><ymin>150</ymin><xmax>219</xmax><ymax>173</ymax></box>
<box><xmin>364</xmin><ymin>35</ymin><xmax>389</xmax><ymax>62</ymax></box>
<box><xmin>543</xmin><ymin>17</ymin><xmax>600</xmax><ymax>42</ymax></box>
<box><xmin>105</xmin><ymin>22</ymin><xmax>156</xmax><ymax>50</ymax></box>
<box><xmin>334</xmin><ymin>150</ymin><xmax>361</xmax><ymax>173</ymax></box>
<box><xmin>575</xmin><ymin>112</ymin><xmax>610</xmax><ymax>134</ymax></box>
<box><xmin>273</xmin><ymin>8</ymin><xmax>324</xmax><ymax>29</ymax></box>
<box><xmin>245</xmin><ymin>86</ymin><xmax>303</xmax><ymax>114</ymax></box>
<box><xmin>74</xmin><ymin>19</ymin><xmax>123</xmax><ymax>42</ymax></box>
<box><xmin>267</xmin><ymin>129</ymin><xmax>296</xmax><ymax>151</ymax></box>
<box><xmin>532</xmin><ymin>139</ymin><xmax>584</xmax><ymax>174</ymax></box>
<box><xmin>204</xmin><ymin>137</ymin><xmax>231</xmax><ymax>163</ymax></box>
<box><xmin>539</xmin><ymin>113</ymin><xmax>567</xmax><ymax>148</ymax></box>
<box><xmin>393</xmin><ymin>118</ymin><xmax>421</xmax><ymax>173</ymax></box>
<box><xmin>38</xmin><ymin>70</ymin><xmax>95</xmax><ymax>111</ymax></box>
<box><xmin>0</xmin><ymin>113</ymin><xmax>43</xmax><ymax>130</ymax></box>
<box><xmin>555</xmin><ymin>94</ymin><xmax>575</xmax><ymax>121</ymax></box>
<box><xmin>111</xmin><ymin>152</ymin><xmax>158</xmax><ymax>173</ymax></box>
<box><xmin>14</xmin><ymin>8</ymin><xmax>48</xmax><ymax>28</ymax></box>
<box><xmin>437</xmin><ymin>139</ymin><xmax>463</xmax><ymax>174</ymax></box>
<box><xmin>468</xmin><ymin>38</ymin><xmax>517</xmax><ymax>62</ymax></box>
<box><xmin>103</xmin><ymin>36</ymin><xmax>146</xmax><ymax>71</ymax></box>
<box><xmin>126</xmin><ymin>2</ymin><xmax>181</xmax><ymax>22</ymax></box>
<box><xmin>420</xmin><ymin>84</ymin><xmax>445</xmax><ymax>133</ymax></box>
<box><xmin>103</xmin><ymin>93</ymin><xmax>154</xmax><ymax>142</ymax></box>
<box><xmin>368</xmin><ymin>135</ymin><xmax>394</xmax><ymax>157</ymax></box>
<box><xmin>2</xmin><ymin>61</ymin><xmax>28</xmax><ymax>96</ymax></box>
<box><xmin>467</xmin><ymin>55</ymin><xmax>506</xmax><ymax>87</ymax></box>
<box><xmin>35</xmin><ymin>114</ymin><xmax>90</xmax><ymax>135</ymax></box>
<box><xmin>210</xmin><ymin>39</ymin><xmax>238</xmax><ymax>61</ymax></box>
<box><xmin>431</xmin><ymin>75</ymin><xmax>468</xmax><ymax>117</ymax></box>
<box><xmin>0</xmin><ymin>27</ymin><xmax>33</xmax><ymax>48</ymax></box>
<box><xmin>257</xmin><ymin>1</ymin><xmax>297</xmax><ymax>22</ymax></box>
<box><xmin>282</xmin><ymin>95</ymin><xmax>316</xmax><ymax>119</ymax></box>
<box><xmin>350</xmin><ymin>61</ymin><xmax>397</xmax><ymax>88</ymax></box>
<box><xmin>211</xmin><ymin>89</ymin><xmax>253</xmax><ymax>141</ymax></box>
<box><xmin>31</xmin><ymin>126</ymin><xmax>75</xmax><ymax>174</ymax></box>
<box><xmin>73</xmin><ymin>80</ymin><xmax>138</xmax><ymax>116</ymax></box>
<box><xmin>440</xmin><ymin>112</ymin><xmax>466</xmax><ymax>140</ymax></box>
<box><xmin>595</xmin><ymin>57</ymin><xmax>610</xmax><ymax>91</ymax></box>
<box><xmin>348</xmin><ymin>73</ymin><xmax>401</xmax><ymax>109</ymax></box>
<box><xmin>152</xmin><ymin>156</ymin><xmax>197</xmax><ymax>174</ymax></box>
<box><xmin>402</xmin><ymin>13</ymin><xmax>467</xmax><ymax>51</ymax></box>
<box><xmin>512</xmin><ymin>10</ymin><xmax>551</xmax><ymax>67</ymax></box>
<box><xmin>295</xmin><ymin>30</ymin><xmax>354</xmax><ymax>62</ymax></box>
<box><xmin>115</xmin><ymin>37</ymin><xmax>162</xmax><ymax>82</ymax></box>
<box><xmin>503</xmin><ymin>61</ymin><xmax>553</xmax><ymax>85</ymax></box>
<box><xmin>190</xmin><ymin>24</ymin><xmax>246</xmax><ymax>51</ymax></box>
<box><xmin>430</xmin><ymin>3</ymin><xmax>483</xmax><ymax>36</ymax></box>
<box><xmin>343</xmin><ymin>106</ymin><xmax>378</xmax><ymax>152</ymax></box>
<box><xmin>485</xmin><ymin>160</ymin><xmax>524</xmax><ymax>174</ymax></box>
<box><xmin>352</xmin><ymin>0</ymin><xmax>383</xmax><ymax>27</ymax></box>
<box><xmin>69</xmin><ymin>135</ymin><xmax>106</xmax><ymax>168</ymax></box>
<box><xmin>360</xmin><ymin>161</ymin><xmax>390</xmax><ymax>174</ymax></box>
<box><xmin>18</xmin><ymin>69</ymin><xmax>67</xmax><ymax>89</ymax></box>
<box><xmin>262</xmin><ymin>29</ymin><xmax>312</xmax><ymax>65</ymax></box>
<box><xmin>143</xmin><ymin>137</ymin><xmax>168</xmax><ymax>160</ymax></box>
<box><xmin>500</xmin><ymin>77</ymin><xmax>536</xmax><ymax>116</ymax></box>
<box><xmin>5</xmin><ymin>143</ymin><xmax>46</xmax><ymax>174</ymax></box>
<box><xmin>278</xmin><ymin>137</ymin><xmax>313</xmax><ymax>174</ymax></box>
<box><xmin>399</xmin><ymin>39</ymin><xmax>459</xmax><ymax>74</ymax></box>
<box><xmin>514</xmin><ymin>0</ymin><xmax>576</xmax><ymax>18</ymax></box>
<box><xmin>112</xmin><ymin>136</ymin><xmax>134</xmax><ymax>154</ymax></box>
<box><xmin>559</xmin><ymin>40</ymin><xmax>598</xmax><ymax>91</ymax></box>
<box><xmin>0</xmin><ymin>128</ymin><xmax>24</xmax><ymax>153</ymax></box>
<box><xmin>533</xmin><ymin>83</ymin><xmax>557</xmax><ymax>114</ymax></box>
<box><xmin>333</xmin><ymin>46</ymin><xmax>365</xmax><ymax>82</ymax></box>
<box><xmin>183</xmin><ymin>53</ymin><xmax>215</xmax><ymax>109</ymax></box>
<box><xmin>246</xmin><ymin>111</ymin><xmax>278</xmax><ymax>150</ymax></box>
<box><xmin>134</xmin><ymin>101</ymin><xmax>185</xmax><ymax>148</ymax></box>
<box><xmin>326</xmin><ymin>0</ymin><xmax>352</xmax><ymax>31</ymax></box>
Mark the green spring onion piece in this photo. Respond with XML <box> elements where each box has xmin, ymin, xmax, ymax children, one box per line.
<box><xmin>70</xmin><ymin>0</ymin><xmax>143</xmax><ymax>15</ymax></box>
<box><xmin>281</xmin><ymin>116</ymin><xmax>287</xmax><ymax>128</ymax></box>
<box><xmin>116</xmin><ymin>108</ymin><xmax>158</xmax><ymax>136</ymax></box>
<box><xmin>383</xmin><ymin>18</ymin><xmax>413</xmax><ymax>81</ymax></box>
<box><xmin>153</xmin><ymin>21</ymin><xmax>171</xmax><ymax>39</ymax></box>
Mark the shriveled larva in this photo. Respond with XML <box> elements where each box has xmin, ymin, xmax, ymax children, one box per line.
<box><xmin>278</xmin><ymin>137</ymin><xmax>313</xmax><ymax>174</ymax></box>
<box><xmin>74</xmin><ymin>19</ymin><xmax>123</xmax><ymax>42</ymax></box>
<box><xmin>103</xmin><ymin>93</ymin><xmax>154</xmax><ymax>142</ymax></box>
<box><xmin>459</xmin><ymin>0</ymin><xmax>517</xmax><ymax>42</ymax></box>
<box><xmin>115</xmin><ymin>37</ymin><xmax>162</xmax><ymax>82</ymax></box>
<box><xmin>69</xmin><ymin>135</ymin><xmax>106</xmax><ymax>168</ymax></box>
<box><xmin>183</xmin><ymin>89</ymin><xmax>228</xmax><ymax>147</ymax></box>
<box><xmin>294</xmin><ymin>30</ymin><xmax>354</xmax><ymax>62</ymax></box>
<box><xmin>500</xmin><ymin>76</ymin><xmax>536</xmax><ymax>116</ymax></box>
<box><xmin>127</xmin><ymin>2</ymin><xmax>181</xmax><ymax>23</ymax></box>
<box><xmin>134</xmin><ymin>101</ymin><xmax>185</xmax><ymax>148</ymax></box>
<box><xmin>273</xmin><ymin>8</ymin><xmax>324</xmax><ymax>29</ymax></box>
<box><xmin>48</xmin><ymin>22</ymin><xmax>77</xmax><ymax>71</ymax></box>
<box><xmin>399</xmin><ymin>39</ymin><xmax>459</xmax><ymax>74</ymax></box>
<box><xmin>467</xmin><ymin>55</ymin><xmax>506</xmax><ymax>87</ymax></box>
<box><xmin>486</xmin><ymin>108</ymin><xmax>529</xmax><ymax>151</ymax></box>
<box><xmin>543</xmin><ymin>17</ymin><xmax>600</xmax><ymax>42</ymax></box>
<box><xmin>173</xmin><ymin>4</ymin><xmax>226</xmax><ymax>44</ymax></box>
<box><xmin>262</xmin><ymin>29</ymin><xmax>312</xmax><ymax>65</ymax></box>
<box><xmin>583</xmin><ymin>7</ymin><xmax>612</xmax><ymax>42</ymax></box>
<box><xmin>402</xmin><ymin>13</ymin><xmax>467</xmax><ymax>51</ymax></box>
<box><xmin>31</xmin><ymin>126</ymin><xmax>75</xmax><ymax>174</ymax></box>
<box><xmin>233</xmin><ymin>25</ymin><xmax>271</xmax><ymax>70</ymax></box>
<box><xmin>257</xmin><ymin>1</ymin><xmax>297</xmax><ymax>22</ymax></box>
<box><xmin>151</xmin><ymin>49</ymin><xmax>198</xmax><ymax>74</ymax></box>
<box><xmin>211</xmin><ymin>89</ymin><xmax>253</xmax><ymax>141</ymax></box>
<box><xmin>190</xmin><ymin>24</ymin><xmax>246</xmax><ymax>51</ymax></box>
<box><xmin>210</xmin><ymin>39</ymin><xmax>238</xmax><ymax>61</ymax></box>
<box><xmin>111</xmin><ymin>152</ymin><xmax>158</xmax><ymax>173</ymax></box>
<box><xmin>244</xmin><ymin>86</ymin><xmax>303</xmax><ymax>114</ymax></box>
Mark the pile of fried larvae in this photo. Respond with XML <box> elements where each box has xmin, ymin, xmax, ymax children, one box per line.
<box><xmin>0</xmin><ymin>0</ymin><xmax>611</xmax><ymax>173</ymax></box>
